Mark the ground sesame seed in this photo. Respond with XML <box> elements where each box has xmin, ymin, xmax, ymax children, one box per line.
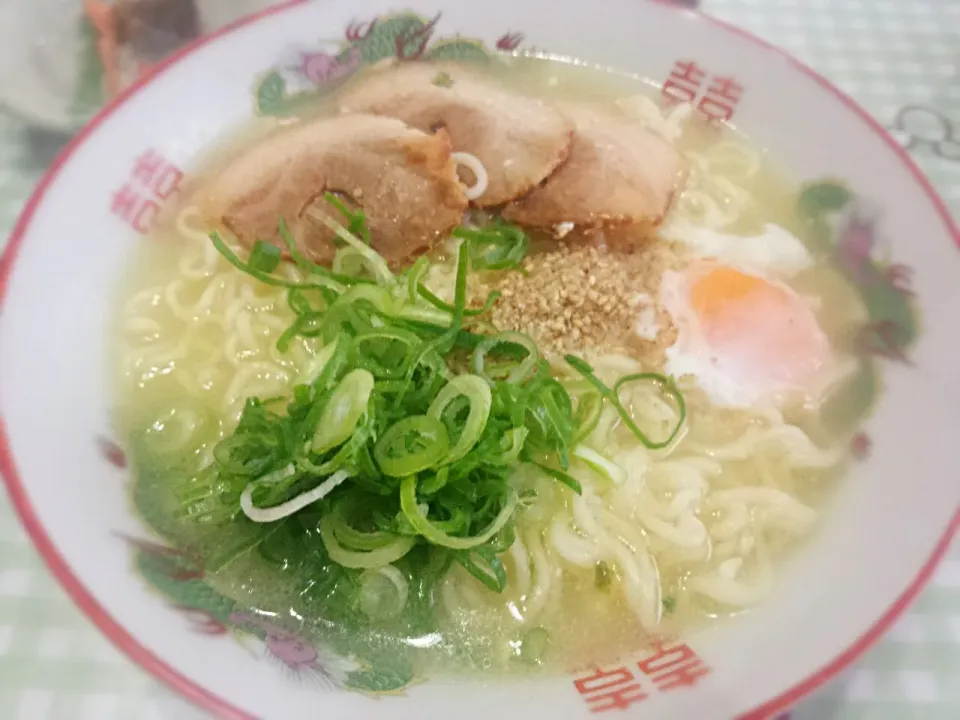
<box><xmin>478</xmin><ymin>238</ymin><xmax>688</xmax><ymax>366</ymax></box>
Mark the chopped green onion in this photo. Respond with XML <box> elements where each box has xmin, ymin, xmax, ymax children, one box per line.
<box><xmin>374</xmin><ymin>416</ymin><xmax>450</xmax><ymax>477</ymax></box>
<box><xmin>333</xmin><ymin>246</ymin><xmax>381</xmax><ymax>279</ymax></box>
<box><xmin>324</xmin><ymin>192</ymin><xmax>372</xmax><ymax>245</ymax></box>
<box><xmin>311</xmin><ymin>369</ymin><xmax>374</xmax><ymax>454</ymax></box>
<box><xmin>352</xmin><ymin>327</ymin><xmax>422</xmax><ymax>380</ymax></box>
<box><xmin>331</xmin><ymin>503</ymin><xmax>398</xmax><ymax>551</ymax></box>
<box><xmin>417</xmin><ymin>284</ymin><xmax>501</xmax><ymax>318</ymax></box>
<box><xmin>484</xmin><ymin>525</ymin><xmax>516</xmax><ymax>554</ymax></box>
<box><xmin>453</xmin><ymin>220</ymin><xmax>530</xmax><ymax>271</ymax></box>
<box><xmin>473</xmin><ymin>331</ymin><xmax>539</xmax><ymax>385</ymax></box>
<box><xmin>573</xmin><ymin>445</ymin><xmax>626</xmax><ymax>484</ymax></box>
<box><xmin>572</xmin><ymin>392</ymin><xmax>603</xmax><ymax>445</ymax></box>
<box><xmin>319</xmin><ymin>514</ymin><xmax>416</xmax><ymax>568</ymax></box>
<box><xmin>454</xmin><ymin>547</ymin><xmax>506</xmax><ymax>592</ymax></box>
<box><xmin>312</xmin><ymin>196</ymin><xmax>393</xmax><ymax>286</ymax></box>
<box><xmin>276</xmin><ymin>311</ymin><xmax>324</xmax><ymax>352</ymax></box>
<box><xmin>416</xmin><ymin>466</ymin><xmax>450</xmax><ymax>495</ymax></box>
<box><xmin>248</xmin><ymin>240</ymin><xmax>282</xmax><ymax>273</ymax></box>
<box><xmin>427</xmin><ymin>374</ymin><xmax>492</xmax><ymax>464</ymax></box>
<box><xmin>388</xmin><ymin>244</ymin><xmax>470</xmax><ymax>407</ymax></box>
<box><xmin>564</xmin><ymin>357</ymin><xmax>686</xmax><ymax>450</ymax></box>
<box><xmin>277</xmin><ymin>217</ymin><xmax>313</xmax><ymax>275</ymax></box>
<box><xmin>613</xmin><ymin>373</ymin><xmax>686</xmax><ymax>448</ymax></box>
<box><xmin>531</xmin><ymin>377</ymin><xmax>575</xmax><ymax>466</ymax></box>
<box><xmin>240</xmin><ymin>469</ymin><xmax>351</xmax><ymax>523</ymax></box>
<box><xmin>445</xmin><ymin>241</ymin><xmax>470</xmax><ymax>343</ymax></box>
<box><xmin>210</xmin><ymin>232</ymin><xmax>344</xmax><ymax>293</ymax></box>
<box><xmin>309</xmin><ymin>333</ymin><xmax>351</xmax><ymax>391</ymax></box>
<box><xmin>530</xmin><ymin>461</ymin><xmax>582</xmax><ymax>495</ymax></box>
<box><xmin>492</xmin><ymin>427</ymin><xmax>529</xmax><ymax>465</ymax></box>
<box><xmin>299</xmin><ymin>338</ymin><xmax>341</xmax><ymax>386</ymax></box>
<box><xmin>400</xmin><ymin>476</ymin><xmax>517</xmax><ymax>550</ymax></box>
<box><xmin>407</xmin><ymin>256</ymin><xmax>430</xmax><ymax>304</ymax></box>
<box><xmin>662</xmin><ymin>596</ymin><xmax>677</xmax><ymax>613</ymax></box>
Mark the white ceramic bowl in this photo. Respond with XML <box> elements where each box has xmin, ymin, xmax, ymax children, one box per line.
<box><xmin>1</xmin><ymin>1</ymin><xmax>958</xmax><ymax>718</ymax></box>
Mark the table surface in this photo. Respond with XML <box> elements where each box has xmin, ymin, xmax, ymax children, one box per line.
<box><xmin>0</xmin><ymin>0</ymin><xmax>958</xmax><ymax>718</ymax></box>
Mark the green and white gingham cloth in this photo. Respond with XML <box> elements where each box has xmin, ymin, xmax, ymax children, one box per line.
<box><xmin>0</xmin><ymin>1</ymin><xmax>958</xmax><ymax>718</ymax></box>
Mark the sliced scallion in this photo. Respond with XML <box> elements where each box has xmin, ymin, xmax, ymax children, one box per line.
<box><xmin>374</xmin><ymin>416</ymin><xmax>451</xmax><ymax>477</ymax></box>
<box><xmin>453</xmin><ymin>220</ymin><xmax>530</xmax><ymax>271</ymax></box>
<box><xmin>573</xmin><ymin>445</ymin><xmax>626</xmax><ymax>484</ymax></box>
<box><xmin>319</xmin><ymin>514</ymin><xmax>416</xmax><ymax>568</ymax></box>
<box><xmin>400</xmin><ymin>476</ymin><xmax>517</xmax><ymax>550</ymax></box>
<box><xmin>240</xmin><ymin>469</ymin><xmax>352</xmax><ymax>523</ymax></box>
<box><xmin>564</xmin><ymin>357</ymin><xmax>686</xmax><ymax>450</ymax></box>
<box><xmin>427</xmin><ymin>374</ymin><xmax>492</xmax><ymax>464</ymax></box>
<box><xmin>248</xmin><ymin>240</ymin><xmax>282</xmax><ymax>273</ymax></box>
<box><xmin>473</xmin><ymin>331</ymin><xmax>539</xmax><ymax>385</ymax></box>
<box><xmin>311</xmin><ymin>369</ymin><xmax>374</xmax><ymax>454</ymax></box>
<box><xmin>454</xmin><ymin>547</ymin><xmax>507</xmax><ymax>592</ymax></box>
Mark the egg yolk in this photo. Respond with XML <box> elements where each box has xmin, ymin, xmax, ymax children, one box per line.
<box><xmin>690</xmin><ymin>266</ymin><xmax>793</xmax><ymax>321</ymax></box>
<box><xmin>687</xmin><ymin>265</ymin><xmax>830</xmax><ymax>386</ymax></box>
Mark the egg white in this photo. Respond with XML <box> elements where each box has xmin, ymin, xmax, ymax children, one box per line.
<box><xmin>665</xmin><ymin>222</ymin><xmax>812</xmax><ymax>278</ymax></box>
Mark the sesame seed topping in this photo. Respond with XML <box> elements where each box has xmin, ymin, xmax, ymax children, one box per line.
<box><xmin>481</xmin><ymin>237</ymin><xmax>688</xmax><ymax>365</ymax></box>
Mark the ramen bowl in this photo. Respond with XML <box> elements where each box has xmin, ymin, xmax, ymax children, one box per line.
<box><xmin>1</xmin><ymin>1</ymin><xmax>958</xmax><ymax>718</ymax></box>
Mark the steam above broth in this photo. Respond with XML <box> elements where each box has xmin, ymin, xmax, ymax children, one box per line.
<box><xmin>113</xmin><ymin>56</ymin><xmax>862</xmax><ymax>678</ymax></box>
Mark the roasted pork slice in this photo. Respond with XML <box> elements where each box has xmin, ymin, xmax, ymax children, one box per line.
<box><xmin>503</xmin><ymin>104</ymin><xmax>687</xmax><ymax>248</ymax></box>
<box><xmin>201</xmin><ymin>114</ymin><xmax>468</xmax><ymax>266</ymax></box>
<box><xmin>338</xmin><ymin>61</ymin><xmax>573</xmax><ymax>207</ymax></box>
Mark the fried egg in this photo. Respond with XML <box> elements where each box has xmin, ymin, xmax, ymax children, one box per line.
<box><xmin>659</xmin><ymin>259</ymin><xmax>833</xmax><ymax>408</ymax></box>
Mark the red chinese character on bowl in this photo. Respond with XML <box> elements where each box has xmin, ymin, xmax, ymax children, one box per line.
<box><xmin>662</xmin><ymin>60</ymin><xmax>707</xmax><ymax>106</ymax></box>
<box><xmin>574</xmin><ymin>665</ymin><xmax>649</xmax><ymax>713</ymax></box>
<box><xmin>637</xmin><ymin>641</ymin><xmax>711</xmax><ymax>691</ymax></box>
<box><xmin>697</xmin><ymin>75</ymin><xmax>744</xmax><ymax>123</ymax></box>
<box><xmin>109</xmin><ymin>149</ymin><xmax>183</xmax><ymax>234</ymax></box>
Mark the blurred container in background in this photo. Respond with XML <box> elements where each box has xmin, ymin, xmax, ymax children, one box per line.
<box><xmin>0</xmin><ymin>0</ymin><xmax>274</xmax><ymax>132</ymax></box>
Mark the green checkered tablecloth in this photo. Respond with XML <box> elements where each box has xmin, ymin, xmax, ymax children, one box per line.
<box><xmin>0</xmin><ymin>1</ymin><xmax>957</xmax><ymax>718</ymax></box>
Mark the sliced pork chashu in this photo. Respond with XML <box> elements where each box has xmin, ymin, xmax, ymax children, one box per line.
<box><xmin>201</xmin><ymin>114</ymin><xmax>468</xmax><ymax>266</ymax></box>
<box><xmin>503</xmin><ymin>105</ymin><xmax>687</xmax><ymax>248</ymax></box>
<box><xmin>338</xmin><ymin>61</ymin><xmax>574</xmax><ymax>207</ymax></box>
